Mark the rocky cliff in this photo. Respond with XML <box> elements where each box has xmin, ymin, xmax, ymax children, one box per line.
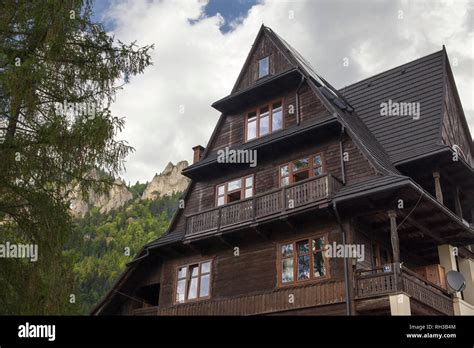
<box><xmin>141</xmin><ymin>160</ymin><xmax>189</xmax><ymax>200</ymax></box>
<box><xmin>69</xmin><ymin>161</ymin><xmax>189</xmax><ymax>217</ymax></box>
<box><xmin>69</xmin><ymin>176</ymin><xmax>133</xmax><ymax>217</ymax></box>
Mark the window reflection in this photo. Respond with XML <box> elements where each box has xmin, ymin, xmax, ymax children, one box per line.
<box><xmin>279</xmin><ymin>236</ymin><xmax>327</xmax><ymax>286</ymax></box>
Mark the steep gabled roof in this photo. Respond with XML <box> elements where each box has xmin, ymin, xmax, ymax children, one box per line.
<box><xmin>93</xmin><ymin>26</ymin><xmax>473</xmax><ymax>315</ymax></box>
<box><xmin>339</xmin><ymin>48</ymin><xmax>473</xmax><ymax>165</ymax></box>
<box><xmin>263</xmin><ymin>26</ymin><xmax>400</xmax><ymax>176</ymax></box>
<box><xmin>159</xmin><ymin>25</ymin><xmax>403</xmax><ymax>248</ymax></box>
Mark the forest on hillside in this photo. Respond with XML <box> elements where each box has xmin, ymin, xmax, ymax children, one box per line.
<box><xmin>66</xmin><ymin>190</ymin><xmax>180</xmax><ymax>314</ymax></box>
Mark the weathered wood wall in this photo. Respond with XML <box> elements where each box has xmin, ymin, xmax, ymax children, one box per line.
<box><xmin>234</xmin><ymin>31</ymin><xmax>293</xmax><ymax>92</ymax></box>
<box><xmin>441</xmin><ymin>75</ymin><xmax>473</xmax><ymax>166</ymax></box>
<box><xmin>156</xmin><ymin>219</ymin><xmax>345</xmax><ymax>311</ymax></box>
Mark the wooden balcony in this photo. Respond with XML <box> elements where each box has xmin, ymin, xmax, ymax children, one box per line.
<box><xmin>355</xmin><ymin>263</ymin><xmax>454</xmax><ymax>315</ymax></box>
<box><xmin>185</xmin><ymin>174</ymin><xmax>342</xmax><ymax>239</ymax></box>
<box><xmin>132</xmin><ymin>280</ymin><xmax>345</xmax><ymax>316</ymax></box>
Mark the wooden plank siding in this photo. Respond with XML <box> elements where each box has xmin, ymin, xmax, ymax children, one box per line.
<box><xmin>207</xmin><ymin>83</ymin><xmax>327</xmax><ymax>155</ymax></box>
<box><xmin>234</xmin><ymin>31</ymin><xmax>293</xmax><ymax>93</ymax></box>
<box><xmin>171</xmin><ymin>136</ymin><xmax>376</xmax><ymax>240</ymax></box>
<box><xmin>134</xmin><ymin>280</ymin><xmax>345</xmax><ymax>316</ymax></box>
<box><xmin>156</xmin><ymin>221</ymin><xmax>345</xmax><ymax>310</ymax></box>
<box><xmin>441</xmin><ymin>75</ymin><xmax>473</xmax><ymax>166</ymax></box>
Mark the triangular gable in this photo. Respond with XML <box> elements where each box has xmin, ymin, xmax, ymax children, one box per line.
<box><xmin>263</xmin><ymin>27</ymin><xmax>399</xmax><ymax>176</ymax></box>
<box><xmin>441</xmin><ymin>49</ymin><xmax>474</xmax><ymax>166</ymax></box>
<box><xmin>231</xmin><ymin>25</ymin><xmax>295</xmax><ymax>93</ymax></box>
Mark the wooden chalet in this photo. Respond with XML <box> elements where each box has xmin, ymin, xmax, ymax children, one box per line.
<box><xmin>93</xmin><ymin>25</ymin><xmax>474</xmax><ymax>316</ymax></box>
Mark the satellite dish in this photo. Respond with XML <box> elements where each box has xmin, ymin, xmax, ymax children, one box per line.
<box><xmin>446</xmin><ymin>271</ymin><xmax>466</xmax><ymax>292</ymax></box>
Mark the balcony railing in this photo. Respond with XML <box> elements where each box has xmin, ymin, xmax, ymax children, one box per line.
<box><xmin>355</xmin><ymin>263</ymin><xmax>454</xmax><ymax>315</ymax></box>
<box><xmin>185</xmin><ymin>174</ymin><xmax>342</xmax><ymax>238</ymax></box>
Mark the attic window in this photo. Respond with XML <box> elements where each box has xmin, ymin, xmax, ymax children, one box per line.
<box><xmin>258</xmin><ymin>56</ymin><xmax>269</xmax><ymax>78</ymax></box>
<box><xmin>245</xmin><ymin>99</ymin><xmax>283</xmax><ymax>141</ymax></box>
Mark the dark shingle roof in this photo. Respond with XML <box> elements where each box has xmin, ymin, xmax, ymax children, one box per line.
<box><xmin>339</xmin><ymin>50</ymin><xmax>446</xmax><ymax>165</ymax></box>
<box><xmin>265</xmin><ymin>26</ymin><xmax>399</xmax><ymax>176</ymax></box>
<box><xmin>334</xmin><ymin>175</ymin><xmax>409</xmax><ymax>201</ymax></box>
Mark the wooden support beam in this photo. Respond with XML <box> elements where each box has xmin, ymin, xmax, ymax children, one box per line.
<box><xmin>184</xmin><ymin>241</ymin><xmax>202</xmax><ymax>255</ymax></box>
<box><xmin>402</xmin><ymin>214</ymin><xmax>445</xmax><ymax>244</ymax></box>
<box><xmin>280</xmin><ymin>215</ymin><xmax>297</xmax><ymax>232</ymax></box>
<box><xmin>433</xmin><ymin>171</ymin><xmax>444</xmax><ymax>204</ymax></box>
<box><xmin>251</xmin><ymin>225</ymin><xmax>268</xmax><ymax>240</ymax></box>
<box><xmin>388</xmin><ymin>210</ymin><xmax>400</xmax><ymax>264</ymax></box>
<box><xmin>454</xmin><ymin>186</ymin><xmax>463</xmax><ymax>218</ymax></box>
<box><xmin>218</xmin><ymin>234</ymin><xmax>233</xmax><ymax>248</ymax></box>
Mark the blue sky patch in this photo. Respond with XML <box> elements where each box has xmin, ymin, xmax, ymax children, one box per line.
<box><xmin>204</xmin><ymin>0</ymin><xmax>258</xmax><ymax>32</ymax></box>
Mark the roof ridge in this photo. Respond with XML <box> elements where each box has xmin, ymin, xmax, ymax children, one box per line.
<box><xmin>264</xmin><ymin>26</ymin><xmax>399</xmax><ymax>176</ymax></box>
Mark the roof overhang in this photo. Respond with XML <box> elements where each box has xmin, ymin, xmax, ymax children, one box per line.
<box><xmin>394</xmin><ymin>146</ymin><xmax>474</xmax><ymax>196</ymax></box>
<box><xmin>182</xmin><ymin>114</ymin><xmax>340</xmax><ymax>180</ymax></box>
<box><xmin>333</xmin><ymin>176</ymin><xmax>474</xmax><ymax>253</ymax></box>
<box><xmin>212</xmin><ymin>68</ymin><xmax>303</xmax><ymax>113</ymax></box>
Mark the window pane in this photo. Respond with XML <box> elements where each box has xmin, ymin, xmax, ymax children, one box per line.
<box><xmin>228</xmin><ymin>179</ymin><xmax>241</xmax><ymax>191</ymax></box>
<box><xmin>260</xmin><ymin>114</ymin><xmax>269</xmax><ymax>136</ymax></box>
<box><xmin>201</xmin><ymin>261</ymin><xmax>211</xmax><ymax>274</ymax></box>
<box><xmin>297</xmin><ymin>240</ymin><xmax>309</xmax><ymax>256</ymax></box>
<box><xmin>282</xmin><ymin>258</ymin><xmax>294</xmax><ymax>283</ymax></box>
<box><xmin>280</xmin><ymin>165</ymin><xmax>289</xmax><ymax>177</ymax></box>
<box><xmin>199</xmin><ymin>274</ymin><xmax>210</xmax><ymax>297</ymax></box>
<box><xmin>292</xmin><ymin>158</ymin><xmax>309</xmax><ymax>172</ymax></box>
<box><xmin>314</xmin><ymin>167</ymin><xmax>322</xmax><ymax>176</ymax></box>
<box><xmin>280</xmin><ymin>176</ymin><xmax>289</xmax><ymax>187</ymax></box>
<box><xmin>177</xmin><ymin>266</ymin><xmax>187</xmax><ymax>279</ymax></box>
<box><xmin>281</xmin><ymin>243</ymin><xmax>293</xmax><ymax>257</ymax></box>
<box><xmin>272</xmin><ymin>103</ymin><xmax>283</xmax><ymax>131</ymax></box>
<box><xmin>313</xmin><ymin>251</ymin><xmax>326</xmax><ymax>278</ymax></box>
<box><xmin>217</xmin><ymin>185</ymin><xmax>225</xmax><ymax>195</ymax></box>
<box><xmin>297</xmin><ymin>255</ymin><xmax>310</xmax><ymax>280</ymax></box>
<box><xmin>312</xmin><ymin>237</ymin><xmax>325</xmax><ymax>251</ymax></box>
<box><xmin>245</xmin><ymin>176</ymin><xmax>253</xmax><ymax>188</ymax></box>
<box><xmin>190</xmin><ymin>265</ymin><xmax>199</xmax><ymax>277</ymax></box>
<box><xmin>314</xmin><ymin>155</ymin><xmax>322</xmax><ymax>166</ymax></box>
<box><xmin>217</xmin><ymin>196</ymin><xmax>225</xmax><ymax>206</ymax></box>
<box><xmin>187</xmin><ymin>277</ymin><xmax>198</xmax><ymax>300</ymax></box>
<box><xmin>247</xmin><ymin>115</ymin><xmax>257</xmax><ymax>140</ymax></box>
<box><xmin>258</xmin><ymin>56</ymin><xmax>269</xmax><ymax>77</ymax></box>
<box><xmin>245</xmin><ymin>188</ymin><xmax>253</xmax><ymax>198</ymax></box>
<box><xmin>294</xmin><ymin>170</ymin><xmax>309</xmax><ymax>182</ymax></box>
<box><xmin>176</xmin><ymin>279</ymin><xmax>186</xmax><ymax>303</ymax></box>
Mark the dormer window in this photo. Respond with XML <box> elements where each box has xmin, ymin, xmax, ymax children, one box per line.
<box><xmin>258</xmin><ymin>56</ymin><xmax>269</xmax><ymax>78</ymax></box>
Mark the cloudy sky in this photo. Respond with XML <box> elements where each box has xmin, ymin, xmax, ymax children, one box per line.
<box><xmin>93</xmin><ymin>0</ymin><xmax>473</xmax><ymax>184</ymax></box>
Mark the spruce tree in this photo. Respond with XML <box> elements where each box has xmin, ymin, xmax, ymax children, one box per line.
<box><xmin>0</xmin><ymin>0</ymin><xmax>153</xmax><ymax>314</ymax></box>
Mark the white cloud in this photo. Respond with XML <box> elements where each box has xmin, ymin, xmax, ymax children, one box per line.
<box><xmin>105</xmin><ymin>0</ymin><xmax>473</xmax><ymax>183</ymax></box>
